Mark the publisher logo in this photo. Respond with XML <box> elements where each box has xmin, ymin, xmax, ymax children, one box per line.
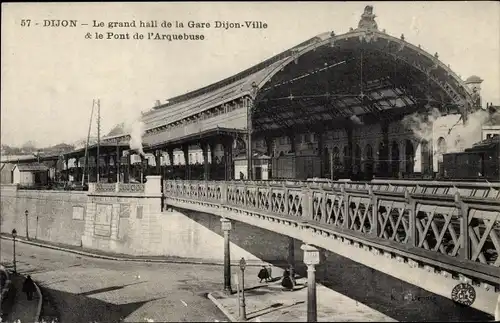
<box><xmin>451</xmin><ymin>283</ymin><xmax>476</xmax><ymax>306</ymax></box>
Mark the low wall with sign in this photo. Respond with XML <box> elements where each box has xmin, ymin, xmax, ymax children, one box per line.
<box><xmin>0</xmin><ymin>185</ymin><xmax>87</xmax><ymax>246</ymax></box>
<box><xmin>80</xmin><ymin>177</ymin><xmax>164</xmax><ymax>255</ymax></box>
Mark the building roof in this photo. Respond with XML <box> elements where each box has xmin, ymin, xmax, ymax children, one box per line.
<box><xmin>14</xmin><ymin>164</ymin><xmax>49</xmax><ymax>172</ymax></box>
<box><xmin>0</xmin><ymin>163</ymin><xmax>15</xmax><ymax>172</ymax></box>
<box><xmin>105</xmin><ymin>5</ymin><xmax>477</xmax><ymax>146</ymax></box>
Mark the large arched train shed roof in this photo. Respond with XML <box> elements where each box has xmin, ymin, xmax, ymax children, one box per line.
<box><xmin>103</xmin><ymin>6</ymin><xmax>477</xmax><ymax>147</ymax></box>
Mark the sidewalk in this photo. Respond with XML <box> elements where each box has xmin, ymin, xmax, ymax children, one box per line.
<box><xmin>209</xmin><ymin>276</ymin><xmax>397</xmax><ymax>322</ymax></box>
<box><xmin>4</xmin><ymin>274</ymin><xmax>40</xmax><ymax>323</ymax></box>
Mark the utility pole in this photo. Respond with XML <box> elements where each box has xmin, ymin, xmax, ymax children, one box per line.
<box><xmin>83</xmin><ymin>99</ymin><xmax>95</xmax><ymax>186</ymax></box>
<box><xmin>97</xmin><ymin>99</ymin><xmax>101</xmax><ymax>183</ymax></box>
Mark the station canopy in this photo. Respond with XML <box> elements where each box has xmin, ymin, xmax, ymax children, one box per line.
<box><xmin>250</xmin><ymin>6</ymin><xmax>477</xmax><ymax>136</ymax></box>
<box><xmin>103</xmin><ymin>6</ymin><xmax>478</xmax><ymax>147</ymax></box>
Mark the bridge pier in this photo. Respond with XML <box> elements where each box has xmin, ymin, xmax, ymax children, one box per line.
<box><xmin>221</xmin><ymin>218</ymin><xmax>233</xmax><ymax>295</ymax></box>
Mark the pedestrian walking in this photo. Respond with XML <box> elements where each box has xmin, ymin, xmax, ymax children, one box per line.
<box><xmin>258</xmin><ymin>266</ymin><xmax>270</xmax><ymax>283</ymax></box>
<box><xmin>281</xmin><ymin>269</ymin><xmax>294</xmax><ymax>291</ymax></box>
<box><xmin>22</xmin><ymin>275</ymin><xmax>36</xmax><ymax>301</ymax></box>
<box><xmin>267</xmin><ymin>265</ymin><xmax>273</xmax><ymax>280</ymax></box>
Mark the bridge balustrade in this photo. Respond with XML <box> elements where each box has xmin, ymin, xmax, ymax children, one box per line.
<box><xmin>164</xmin><ymin>179</ymin><xmax>500</xmax><ymax>285</ymax></box>
<box><xmin>91</xmin><ymin>183</ymin><xmax>145</xmax><ymax>193</ymax></box>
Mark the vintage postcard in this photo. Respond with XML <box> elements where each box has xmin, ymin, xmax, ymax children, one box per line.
<box><xmin>1</xmin><ymin>2</ymin><xmax>499</xmax><ymax>322</ymax></box>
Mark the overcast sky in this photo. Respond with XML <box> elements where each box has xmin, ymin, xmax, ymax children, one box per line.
<box><xmin>1</xmin><ymin>1</ymin><xmax>499</xmax><ymax>148</ymax></box>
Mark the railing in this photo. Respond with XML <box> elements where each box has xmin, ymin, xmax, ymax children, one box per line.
<box><xmin>164</xmin><ymin>179</ymin><xmax>500</xmax><ymax>285</ymax></box>
<box><xmin>93</xmin><ymin>183</ymin><xmax>145</xmax><ymax>194</ymax></box>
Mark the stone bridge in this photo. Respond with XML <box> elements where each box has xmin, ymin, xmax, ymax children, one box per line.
<box><xmin>163</xmin><ymin>178</ymin><xmax>500</xmax><ymax>315</ymax></box>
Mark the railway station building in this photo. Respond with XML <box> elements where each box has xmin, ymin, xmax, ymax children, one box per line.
<box><xmin>3</xmin><ymin>5</ymin><xmax>498</xmax><ymax>184</ymax></box>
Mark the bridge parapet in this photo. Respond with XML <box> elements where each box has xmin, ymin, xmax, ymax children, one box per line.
<box><xmin>90</xmin><ymin>183</ymin><xmax>145</xmax><ymax>194</ymax></box>
<box><xmin>164</xmin><ymin>179</ymin><xmax>500</xmax><ymax>287</ymax></box>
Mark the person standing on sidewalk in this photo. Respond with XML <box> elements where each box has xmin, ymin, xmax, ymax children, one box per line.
<box><xmin>22</xmin><ymin>275</ymin><xmax>36</xmax><ymax>301</ymax></box>
<box><xmin>281</xmin><ymin>269</ymin><xmax>294</xmax><ymax>291</ymax></box>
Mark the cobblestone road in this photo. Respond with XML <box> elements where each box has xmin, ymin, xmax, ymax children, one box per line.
<box><xmin>0</xmin><ymin>242</ymin><xmax>253</xmax><ymax>322</ymax></box>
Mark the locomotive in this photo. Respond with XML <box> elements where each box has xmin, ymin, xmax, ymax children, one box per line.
<box><xmin>441</xmin><ymin>135</ymin><xmax>500</xmax><ymax>182</ymax></box>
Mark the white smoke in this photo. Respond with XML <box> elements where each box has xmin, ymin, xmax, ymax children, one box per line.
<box><xmin>121</xmin><ymin>104</ymin><xmax>147</xmax><ymax>158</ymax></box>
<box><xmin>129</xmin><ymin>120</ymin><xmax>146</xmax><ymax>157</ymax></box>
<box><xmin>402</xmin><ymin>107</ymin><xmax>442</xmax><ymax>143</ymax></box>
<box><xmin>403</xmin><ymin>107</ymin><xmax>493</xmax><ymax>152</ymax></box>
<box><xmin>454</xmin><ymin>109</ymin><xmax>491</xmax><ymax>150</ymax></box>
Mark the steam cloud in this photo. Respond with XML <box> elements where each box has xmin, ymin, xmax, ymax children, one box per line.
<box><xmin>403</xmin><ymin>107</ymin><xmax>496</xmax><ymax>153</ymax></box>
<box><xmin>129</xmin><ymin>120</ymin><xmax>146</xmax><ymax>157</ymax></box>
<box><xmin>121</xmin><ymin>103</ymin><xmax>147</xmax><ymax>158</ymax></box>
<box><xmin>402</xmin><ymin>107</ymin><xmax>441</xmax><ymax>144</ymax></box>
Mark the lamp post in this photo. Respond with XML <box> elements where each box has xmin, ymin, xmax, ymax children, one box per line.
<box><xmin>25</xmin><ymin>210</ymin><xmax>29</xmax><ymax>241</ymax></box>
<box><xmin>301</xmin><ymin>244</ymin><xmax>320</xmax><ymax>322</ymax></box>
<box><xmin>12</xmin><ymin>229</ymin><xmax>17</xmax><ymax>274</ymax></box>
<box><xmin>35</xmin><ymin>215</ymin><xmax>39</xmax><ymax>240</ymax></box>
<box><xmin>239</xmin><ymin>257</ymin><xmax>247</xmax><ymax>321</ymax></box>
<box><xmin>221</xmin><ymin>218</ymin><xmax>232</xmax><ymax>295</ymax></box>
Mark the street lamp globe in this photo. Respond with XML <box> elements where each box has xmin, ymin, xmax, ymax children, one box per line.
<box><xmin>11</xmin><ymin>229</ymin><xmax>17</xmax><ymax>238</ymax></box>
<box><xmin>239</xmin><ymin>257</ymin><xmax>247</xmax><ymax>271</ymax></box>
<box><xmin>301</xmin><ymin>244</ymin><xmax>320</xmax><ymax>266</ymax></box>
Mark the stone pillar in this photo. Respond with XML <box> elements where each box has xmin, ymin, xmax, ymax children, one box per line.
<box><xmin>202</xmin><ymin>142</ymin><xmax>210</xmax><ymax>180</ymax></box>
<box><xmin>145</xmin><ymin>175</ymin><xmax>163</xmax><ymax>213</ymax></box>
<box><xmin>301</xmin><ymin>244</ymin><xmax>320</xmax><ymax>322</ymax></box>
<box><xmin>223</xmin><ymin>138</ymin><xmax>233</xmax><ymax>181</ymax></box>
<box><xmin>182</xmin><ymin>145</ymin><xmax>190</xmax><ymax>180</ymax></box>
<box><xmin>221</xmin><ymin>218</ymin><xmax>232</xmax><ymax>295</ymax></box>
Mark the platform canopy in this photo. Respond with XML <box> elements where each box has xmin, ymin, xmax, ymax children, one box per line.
<box><xmin>250</xmin><ymin>5</ymin><xmax>478</xmax><ymax>136</ymax></box>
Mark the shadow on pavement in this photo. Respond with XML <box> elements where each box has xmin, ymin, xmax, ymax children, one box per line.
<box><xmin>39</xmin><ymin>286</ymin><xmax>158</xmax><ymax>323</ymax></box>
<box><xmin>0</xmin><ymin>280</ymin><xmax>16</xmax><ymax>322</ymax></box>
<box><xmin>247</xmin><ymin>300</ymin><xmax>305</xmax><ymax>320</ymax></box>
<box><xmin>78</xmin><ymin>281</ymin><xmax>146</xmax><ymax>296</ymax></box>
